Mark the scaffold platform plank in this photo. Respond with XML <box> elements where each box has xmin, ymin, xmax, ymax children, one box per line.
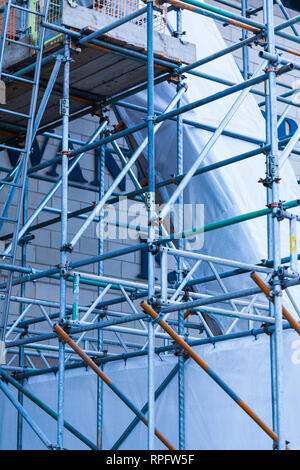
<box><xmin>0</xmin><ymin>4</ymin><xmax>196</xmax><ymax>141</ymax></box>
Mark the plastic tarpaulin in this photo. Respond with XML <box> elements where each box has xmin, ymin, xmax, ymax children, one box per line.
<box><xmin>118</xmin><ymin>10</ymin><xmax>300</xmax><ymax>333</ymax></box>
<box><xmin>1</xmin><ymin>329</ymin><xmax>300</xmax><ymax>449</ymax></box>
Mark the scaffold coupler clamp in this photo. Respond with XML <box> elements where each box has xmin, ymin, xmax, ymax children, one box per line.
<box><xmin>168</xmin><ymin>71</ymin><xmax>187</xmax><ymax>86</ymax></box>
<box><xmin>261</xmin><ymin>323</ymin><xmax>272</xmax><ymax>336</ymax></box>
<box><xmin>18</xmin><ymin>232</ymin><xmax>35</xmax><ymax>246</ymax></box>
<box><xmin>270</xmin><ymin>266</ymin><xmax>285</xmax><ymax>296</ymax></box>
<box><xmin>96</xmin><ymin>106</ymin><xmax>109</xmax><ymax>121</ymax></box>
<box><xmin>58</xmin><ymin>262</ymin><xmax>72</xmax><ymax>280</ymax></box>
<box><xmin>244</xmin><ymin>34</ymin><xmax>255</xmax><ymax>48</ymax></box>
<box><xmin>207</xmin><ymin>336</ymin><xmax>216</xmax><ymax>348</ymax></box>
<box><xmin>145</xmin><ymin>191</ymin><xmax>155</xmax><ymax>211</ymax></box>
<box><xmin>60</xmin><ymin>242</ymin><xmax>73</xmax><ymax>253</ymax></box>
<box><xmin>182</xmin><ymin>289</ymin><xmax>190</xmax><ymax>302</ymax></box>
<box><xmin>99</xmin><ymin>307</ymin><xmax>108</xmax><ymax>319</ymax></box>
<box><xmin>258</xmin><ymin>175</ymin><xmax>273</xmax><ymax>188</ymax></box>
<box><xmin>70</xmin><ymin>39</ymin><xmax>81</xmax><ymax>54</ymax></box>
<box><xmin>148</xmin><ymin>295</ymin><xmax>158</xmax><ymax>306</ymax></box>
<box><xmin>25</xmin><ymin>267</ymin><xmax>36</xmax><ymax>283</ymax></box>
<box><xmin>148</xmin><ymin>241</ymin><xmax>160</xmax><ymax>255</ymax></box>
<box><xmin>59</xmin><ymin>99</ymin><xmax>69</xmax><ymax>117</ymax></box>
<box><xmin>268</xmin><ymin>200</ymin><xmax>285</xmax><ymax>221</ymax></box>
<box><xmin>147</xmin><ymin>312</ymin><xmax>163</xmax><ymax>325</ymax></box>
<box><xmin>20</xmin><ymin>325</ymin><xmax>29</xmax><ymax>339</ymax></box>
<box><xmin>145</xmin><ymin>114</ymin><xmax>156</xmax><ymax>123</ymax></box>
<box><xmin>174</xmin><ymin>344</ymin><xmax>188</xmax><ymax>358</ymax></box>
<box><xmin>170</xmin><ymin>173</ymin><xmax>179</xmax><ymax>185</ymax></box>
<box><xmin>112</xmin><ymin>119</ymin><xmax>125</xmax><ymax>134</ymax></box>
<box><xmin>58</xmin><ymin>318</ymin><xmax>72</xmax><ymax>332</ymax></box>
<box><xmin>173</xmin><ymin>29</ymin><xmax>187</xmax><ymax>39</ymax></box>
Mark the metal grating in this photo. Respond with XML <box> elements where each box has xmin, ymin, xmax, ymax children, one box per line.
<box><xmin>93</xmin><ymin>0</ymin><xmax>167</xmax><ymax>32</ymax></box>
<box><xmin>0</xmin><ymin>0</ymin><xmax>16</xmax><ymax>41</ymax></box>
<box><xmin>29</xmin><ymin>0</ymin><xmax>62</xmax><ymax>44</ymax></box>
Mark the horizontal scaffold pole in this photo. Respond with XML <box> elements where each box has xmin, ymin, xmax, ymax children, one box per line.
<box><xmin>2</xmin><ymin>200</ymin><xmax>299</xmax><ymax>291</ymax></box>
<box><xmin>166</xmin><ymin>0</ymin><xmax>262</xmax><ymax>32</ymax></box>
<box><xmin>6</xmin><ymin>313</ymin><xmax>147</xmax><ymax>348</ymax></box>
<box><xmin>158</xmin><ymin>199</ymin><xmax>300</xmax><ymax>244</ymax></box>
<box><xmin>13</xmin><ymin>317</ymin><xmax>298</xmax><ymax>382</ymax></box>
<box><xmin>166</xmin><ymin>0</ymin><xmax>300</xmax><ymax>45</ymax></box>
<box><xmin>183</xmin><ymin>252</ymin><xmax>300</xmax><ymax>289</ymax></box>
<box><xmin>141</xmin><ymin>301</ymin><xmax>288</xmax><ymax>449</ymax></box>
<box><xmin>53</xmin><ymin>324</ymin><xmax>176</xmax><ymax>450</ymax></box>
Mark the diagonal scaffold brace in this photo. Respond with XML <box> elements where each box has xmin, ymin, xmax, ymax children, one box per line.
<box><xmin>141</xmin><ymin>301</ymin><xmax>290</xmax><ymax>449</ymax></box>
<box><xmin>250</xmin><ymin>271</ymin><xmax>300</xmax><ymax>336</ymax></box>
<box><xmin>53</xmin><ymin>323</ymin><xmax>176</xmax><ymax>450</ymax></box>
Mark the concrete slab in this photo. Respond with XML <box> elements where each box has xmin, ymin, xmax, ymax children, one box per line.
<box><xmin>0</xmin><ymin>4</ymin><xmax>196</xmax><ymax>142</ymax></box>
<box><xmin>61</xmin><ymin>3</ymin><xmax>196</xmax><ymax>64</ymax></box>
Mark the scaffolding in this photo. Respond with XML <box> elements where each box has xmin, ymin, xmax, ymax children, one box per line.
<box><xmin>0</xmin><ymin>0</ymin><xmax>299</xmax><ymax>451</ymax></box>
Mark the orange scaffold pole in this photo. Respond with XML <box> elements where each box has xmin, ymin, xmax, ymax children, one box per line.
<box><xmin>250</xmin><ymin>271</ymin><xmax>300</xmax><ymax>336</ymax></box>
<box><xmin>141</xmin><ymin>301</ymin><xmax>289</xmax><ymax>449</ymax></box>
<box><xmin>54</xmin><ymin>324</ymin><xmax>175</xmax><ymax>450</ymax></box>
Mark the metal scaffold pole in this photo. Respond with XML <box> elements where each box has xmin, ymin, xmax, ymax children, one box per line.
<box><xmin>57</xmin><ymin>35</ymin><xmax>70</xmax><ymax>450</ymax></box>
<box><xmin>176</xmin><ymin>6</ymin><xmax>185</xmax><ymax>443</ymax></box>
<box><xmin>97</xmin><ymin>127</ymin><xmax>106</xmax><ymax>449</ymax></box>
<box><xmin>147</xmin><ymin>0</ymin><xmax>155</xmax><ymax>451</ymax></box>
<box><xmin>241</xmin><ymin>0</ymin><xmax>249</xmax><ymax>80</ymax></box>
<box><xmin>265</xmin><ymin>0</ymin><xmax>285</xmax><ymax>450</ymax></box>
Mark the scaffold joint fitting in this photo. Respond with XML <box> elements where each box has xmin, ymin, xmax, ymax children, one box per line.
<box><xmin>60</xmin><ymin>242</ymin><xmax>73</xmax><ymax>253</ymax></box>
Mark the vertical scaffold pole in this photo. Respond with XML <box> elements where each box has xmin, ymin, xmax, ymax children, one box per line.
<box><xmin>265</xmin><ymin>0</ymin><xmax>285</xmax><ymax>450</ymax></box>
<box><xmin>176</xmin><ymin>6</ymin><xmax>185</xmax><ymax>446</ymax></box>
<box><xmin>263</xmin><ymin>0</ymin><xmax>278</xmax><ymax>439</ymax></box>
<box><xmin>17</xmin><ymin>176</ymin><xmax>28</xmax><ymax>450</ymax></box>
<box><xmin>147</xmin><ymin>0</ymin><xmax>155</xmax><ymax>450</ymax></box>
<box><xmin>241</xmin><ymin>0</ymin><xmax>249</xmax><ymax>80</ymax></box>
<box><xmin>97</xmin><ymin>132</ymin><xmax>106</xmax><ymax>449</ymax></box>
<box><xmin>57</xmin><ymin>35</ymin><xmax>70</xmax><ymax>450</ymax></box>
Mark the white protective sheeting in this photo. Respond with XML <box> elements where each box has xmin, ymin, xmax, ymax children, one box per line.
<box><xmin>1</xmin><ymin>329</ymin><xmax>300</xmax><ymax>449</ymax></box>
<box><xmin>118</xmin><ymin>10</ymin><xmax>300</xmax><ymax>333</ymax></box>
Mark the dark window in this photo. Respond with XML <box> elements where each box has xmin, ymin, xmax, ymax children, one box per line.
<box><xmin>282</xmin><ymin>0</ymin><xmax>300</xmax><ymax>12</ymax></box>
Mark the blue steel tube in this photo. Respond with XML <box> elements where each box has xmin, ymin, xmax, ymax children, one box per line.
<box><xmin>266</xmin><ymin>0</ymin><xmax>285</xmax><ymax>450</ymax></box>
<box><xmin>0</xmin><ymin>0</ymin><xmax>51</xmax><ymax>343</ymax></box>
<box><xmin>242</xmin><ymin>0</ymin><xmax>249</xmax><ymax>80</ymax></box>
<box><xmin>176</xmin><ymin>55</ymin><xmax>185</xmax><ymax>449</ymax></box>
<box><xmin>147</xmin><ymin>0</ymin><xmax>155</xmax><ymax>451</ymax></box>
<box><xmin>263</xmin><ymin>0</ymin><xmax>278</xmax><ymax>439</ymax></box>
<box><xmin>57</xmin><ymin>36</ymin><xmax>70</xmax><ymax>450</ymax></box>
<box><xmin>17</xmin><ymin>174</ymin><xmax>28</xmax><ymax>450</ymax></box>
<box><xmin>96</xmin><ymin>134</ymin><xmax>105</xmax><ymax>449</ymax></box>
